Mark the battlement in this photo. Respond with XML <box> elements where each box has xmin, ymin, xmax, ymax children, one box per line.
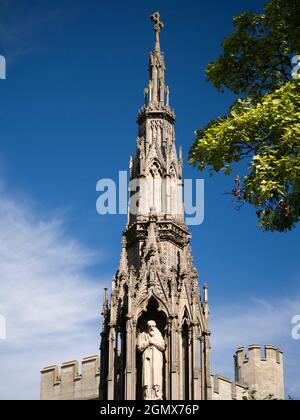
<box><xmin>235</xmin><ymin>344</ymin><xmax>283</xmax><ymax>366</ymax></box>
<box><xmin>40</xmin><ymin>344</ymin><xmax>284</xmax><ymax>400</ymax></box>
<box><xmin>40</xmin><ymin>355</ymin><xmax>100</xmax><ymax>400</ymax></box>
<box><xmin>211</xmin><ymin>344</ymin><xmax>284</xmax><ymax>400</ymax></box>
<box><xmin>234</xmin><ymin>345</ymin><xmax>284</xmax><ymax>400</ymax></box>
<box><xmin>211</xmin><ymin>374</ymin><xmax>247</xmax><ymax>400</ymax></box>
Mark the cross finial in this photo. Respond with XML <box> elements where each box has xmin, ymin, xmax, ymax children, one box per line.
<box><xmin>150</xmin><ymin>12</ymin><xmax>164</xmax><ymax>50</ymax></box>
<box><xmin>150</xmin><ymin>12</ymin><xmax>164</xmax><ymax>33</ymax></box>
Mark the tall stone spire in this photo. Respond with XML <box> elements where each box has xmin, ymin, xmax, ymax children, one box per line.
<box><xmin>99</xmin><ymin>14</ymin><xmax>212</xmax><ymax>401</ymax></box>
<box><xmin>130</xmin><ymin>12</ymin><xmax>182</xmax><ymax>232</ymax></box>
<box><xmin>140</xmin><ymin>13</ymin><xmax>173</xmax><ymax>116</ymax></box>
<box><xmin>151</xmin><ymin>12</ymin><xmax>164</xmax><ymax>51</ymax></box>
<box><xmin>143</xmin><ymin>12</ymin><xmax>168</xmax><ymax>108</ymax></box>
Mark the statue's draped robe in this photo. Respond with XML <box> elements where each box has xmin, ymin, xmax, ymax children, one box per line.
<box><xmin>137</xmin><ymin>329</ymin><xmax>166</xmax><ymax>400</ymax></box>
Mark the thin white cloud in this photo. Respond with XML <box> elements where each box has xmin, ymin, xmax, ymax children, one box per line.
<box><xmin>0</xmin><ymin>185</ymin><xmax>105</xmax><ymax>399</ymax></box>
<box><xmin>0</xmin><ymin>182</ymin><xmax>299</xmax><ymax>400</ymax></box>
<box><xmin>210</xmin><ymin>295</ymin><xmax>300</xmax><ymax>399</ymax></box>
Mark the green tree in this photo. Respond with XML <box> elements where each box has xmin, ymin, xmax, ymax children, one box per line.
<box><xmin>189</xmin><ymin>0</ymin><xmax>300</xmax><ymax>231</ymax></box>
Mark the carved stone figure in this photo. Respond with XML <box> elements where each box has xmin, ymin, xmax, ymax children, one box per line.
<box><xmin>137</xmin><ymin>320</ymin><xmax>166</xmax><ymax>400</ymax></box>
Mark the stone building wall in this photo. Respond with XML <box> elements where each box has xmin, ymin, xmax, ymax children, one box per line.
<box><xmin>211</xmin><ymin>375</ymin><xmax>247</xmax><ymax>400</ymax></box>
<box><xmin>234</xmin><ymin>345</ymin><xmax>284</xmax><ymax>400</ymax></box>
<box><xmin>40</xmin><ymin>355</ymin><xmax>100</xmax><ymax>400</ymax></box>
<box><xmin>40</xmin><ymin>346</ymin><xmax>285</xmax><ymax>400</ymax></box>
<box><xmin>40</xmin><ymin>357</ymin><xmax>247</xmax><ymax>401</ymax></box>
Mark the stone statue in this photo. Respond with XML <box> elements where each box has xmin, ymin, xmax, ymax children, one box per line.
<box><xmin>137</xmin><ymin>320</ymin><xmax>166</xmax><ymax>400</ymax></box>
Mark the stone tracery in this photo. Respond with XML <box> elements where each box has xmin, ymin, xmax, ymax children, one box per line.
<box><xmin>99</xmin><ymin>13</ymin><xmax>211</xmax><ymax>400</ymax></box>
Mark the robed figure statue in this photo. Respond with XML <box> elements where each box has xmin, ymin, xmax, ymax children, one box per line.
<box><xmin>137</xmin><ymin>320</ymin><xmax>166</xmax><ymax>400</ymax></box>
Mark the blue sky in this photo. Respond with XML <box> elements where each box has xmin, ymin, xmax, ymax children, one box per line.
<box><xmin>0</xmin><ymin>0</ymin><xmax>299</xmax><ymax>399</ymax></box>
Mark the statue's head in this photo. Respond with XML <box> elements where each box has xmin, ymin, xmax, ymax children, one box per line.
<box><xmin>147</xmin><ymin>320</ymin><xmax>156</xmax><ymax>336</ymax></box>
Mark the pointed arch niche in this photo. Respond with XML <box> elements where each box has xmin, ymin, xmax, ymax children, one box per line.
<box><xmin>149</xmin><ymin>160</ymin><xmax>163</xmax><ymax>213</ymax></box>
<box><xmin>169</xmin><ymin>164</ymin><xmax>178</xmax><ymax>217</ymax></box>
<box><xmin>136</xmin><ymin>297</ymin><xmax>168</xmax><ymax>400</ymax></box>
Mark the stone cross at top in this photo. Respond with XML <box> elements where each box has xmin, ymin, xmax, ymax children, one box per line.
<box><xmin>150</xmin><ymin>12</ymin><xmax>164</xmax><ymax>33</ymax></box>
<box><xmin>150</xmin><ymin>12</ymin><xmax>164</xmax><ymax>51</ymax></box>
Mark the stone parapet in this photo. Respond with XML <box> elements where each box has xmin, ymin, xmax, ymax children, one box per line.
<box><xmin>40</xmin><ymin>355</ymin><xmax>100</xmax><ymax>400</ymax></box>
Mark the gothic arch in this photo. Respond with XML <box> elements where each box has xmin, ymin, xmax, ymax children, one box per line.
<box><xmin>146</xmin><ymin>159</ymin><xmax>164</xmax><ymax>213</ymax></box>
<box><xmin>135</xmin><ymin>296</ymin><xmax>168</xmax><ymax>400</ymax></box>
<box><xmin>180</xmin><ymin>306</ymin><xmax>191</xmax><ymax>326</ymax></box>
<box><xmin>169</xmin><ymin>163</ymin><xmax>178</xmax><ymax>179</ymax></box>
<box><xmin>135</xmin><ymin>293</ymin><xmax>169</xmax><ymax>322</ymax></box>
<box><xmin>182</xmin><ymin>276</ymin><xmax>193</xmax><ymax>310</ymax></box>
<box><xmin>148</xmin><ymin>159</ymin><xmax>163</xmax><ymax>178</ymax></box>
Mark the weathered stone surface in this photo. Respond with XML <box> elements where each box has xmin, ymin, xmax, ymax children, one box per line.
<box><xmin>40</xmin><ymin>356</ymin><xmax>100</xmax><ymax>400</ymax></box>
<box><xmin>234</xmin><ymin>345</ymin><xmax>285</xmax><ymax>400</ymax></box>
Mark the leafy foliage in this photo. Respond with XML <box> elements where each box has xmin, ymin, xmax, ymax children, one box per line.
<box><xmin>190</xmin><ymin>0</ymin><xmax>300</xmax><ymax>231</ymax></box>
<box><xmin>205</xmin><ymin>0</ymin><xmax>300</xmax><ymax>99</ymax></box>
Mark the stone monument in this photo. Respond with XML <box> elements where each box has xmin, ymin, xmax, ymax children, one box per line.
<box><xmin>40</xmin><ymin>12</ymin><xmax>285</xmax><ymax>401</ymax></box>
<box><xmin>99</xmin><ymin>11</ymin><xmax>211</xmax><ymax>401</ymax></box>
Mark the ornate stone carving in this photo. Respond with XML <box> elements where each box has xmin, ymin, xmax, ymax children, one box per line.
<box><xmin>99</xmin><ymin>12</ymin><xmax>210</xmax><ymax>402</ymax></box>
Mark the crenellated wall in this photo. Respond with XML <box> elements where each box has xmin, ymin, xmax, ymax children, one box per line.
<box><xmin>211</xmin><ymin>374</ymin><xmax>247</xmax><ymax>400</ymax></box>
<box><xmin>234</xmin><ymin>345</ymin><xmax>284</xmax><ymax>400</ymax></box>
<box><xmin>40</xmin><ymin>345</ymin><xmax>285</xmax><ymax>400</ymax></box>
<box><xmin>211</xmin><ymin>345</ymin><xmax>284</xmax><ymax>400</ymax></box>
<box><xmin>40</xmin><ymin>355</ymin><xmax>100</xmax><ymax>400</ymax></box>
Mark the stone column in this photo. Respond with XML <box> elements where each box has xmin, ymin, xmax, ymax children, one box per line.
<box><xmin>192</xmin><ymin>325</ymin><xmax>201</xmax><ymax>400</ymax></box>
<box><xmin>119</xmin><ymin>329</ymin><xmax>125</xmax><ymax>399</ymax></box>
<box><xmin>188</xmin><ymin>326</ymin><xmax>193</xmax><ymax>400</ymax></box>
<box><xmin>125</xmin><ymin>317</ymin><xmax>136</xmax><ymax>400</ymax></box>
<box><xmin>201</xmin><ymin>331</ymin><xmax>212</xmax><ymax>400</ymax></box>
<box><xmin>99</xmin><ymin>330</ymin><xmax>109</xmax><ymax>400</ymax></box>
<box><xmin>107</xmin><ymin>324</ymin><xmax>116</xmax><ymax>400</ymax></box>
<box><xmin>169</xmin><ymin>317</ymin><xmax>179</xmax><ymax>400</ymax></box>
